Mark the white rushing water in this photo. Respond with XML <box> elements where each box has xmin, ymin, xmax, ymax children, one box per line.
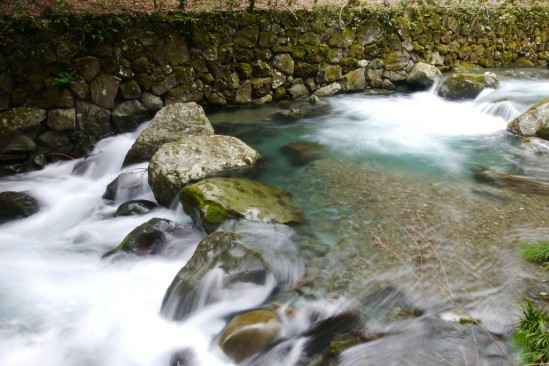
<box><xmin>1</xmin><ymin>72</ymin><xmax>549</xmax><ymax>366</ymax></box>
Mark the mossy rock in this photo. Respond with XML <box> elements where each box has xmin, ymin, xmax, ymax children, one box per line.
<box><xmin>437</xmin><ymin>73</ymin><xmax>499</xmax><ymax>101</ymax></box>
<box><xmin>383</xmin><ymin>51</ymin><xmax>411</xmax><ymax>71</ymax></box>
<box><xmin>179</xmin><ymin>177</ymin><xmax>303</xmax><ymax>233</ymax></box>
<box><xmin>102</xmin><ymin>218</ymin><xmax>203</xmax><ymax>258</ymax></box>
<box><xmin>234</xmin><ymin>25</ymin><xmax>259</xmax><ymax>48</ymax></box>
<box><xmin>328</xmin><ymin>28</ymin><xmax>355</xmax><ymax>48</ymax></box>
<box><xmin>160</xmin><ymin>232</ymin><xmax>270</xmax><ymax>320</ymax></box>
<box><xmin>148</xmin><ymin>135</ymin><xmax>261</xmax><ymax>207</ymax></box>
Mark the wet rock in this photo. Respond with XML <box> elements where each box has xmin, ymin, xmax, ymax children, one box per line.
<box><xmin>338</xmin><ymin>317</ymin><xmax>511</xmax><ymax>366</ymax></box>
<box><xmin>219</xmin><ymin>309</ymin><xmax>282</xmax><ymax>362</ymax></box>
<box><xmin>473</xmin><ymin>166</ymin><xmax>549</xmax><ymax>195</ymax></box>
<box><xmin>102</xmin><ymin>170</ymin><xmax>149</xmax><ymax>201</ymax></box>
<box><xmin>437</xmin><ymin>72</ymin><xmax>499</xmax><ymax>101</ymax></box>
<box><xmin>169</xmin><ymin>349</ymin><xmax>196</xmax><ymax>366</ymax></box>
<box><xmin>161</xmin><ymin>232</ymin><xmax>270</xmax><ymax>320</ymax></box>
<box><xmin>179</xmin><ymin>177</ymin><xmax>303</xmax><ymax>233</ymax></box>
<box><xmin>47</xmin><ymin>108</ymin><xmax>76</xmax><ymax>131</ymax></box>
<box><xmin>0</xmin><ymin>191</ymin><xmax>40</xmax><ymax>223</ymax></box>
<box><xmin>361</xmin><ymin>286</ymin><xmax>423</xmax><ymax>321</ymax></box>
<box><xmin>37</xmin><ymin>130</ymin><xmax>70</xmax><ymax>149</ymax></box>
<box><xmin>508</xmin><ymin>97</ymin><xmax>549</xmax><ymax>138</ymax></box>
<box><xmin>0</xmin><ymin>135</ymin><xmax>36</xmax><ymax>161</ymax></box>
<box><xmin>316</xmin><ymin>65</ymin><xmax>342</xmax><ymax>84</ymax></box>
<box><xmin>303</xmin><ymin>311</ymin><xmax>364</xmax><ymax>356</ymax></box>
<box><xmin>102</xmin><ymin>218</ymin><xmax>203</xmax><ymax>258</ymax></box>
<box><xmin>123</xmin><ymin>102</ymin><xmax>214</xmax><ymax>165</ymax></box>
<box><xmin>520</xmin><ymin>137</ymin><xmax>549</xmax><ymax>155</ymax></box>
<box><xmin>114</xmin><ymin>199</ymin><xmax>157</xmax><ymax>217</ymax></box>
<box><xmin>111</xmin><ymin>100</ymin><xmax>150</xmax><ymax>133</ymax></box>
<box><xmin>90</xmin><ymin>74</ymin><xmax>121</xmax><ymax>109</ymax></box>
<box><xmin>281</xmin><ymin>141</ymin><xmax>324</xmax><ymax>165</ymax></box>
<box><xmin>407</xmin><ymin>62</ymin><xmax>441</xmax><ymax>90</ymax></box>
<box><xmin>148</xmin><ymin>135</ymin><xmax>261</xmax><ymax>207</ymax></box>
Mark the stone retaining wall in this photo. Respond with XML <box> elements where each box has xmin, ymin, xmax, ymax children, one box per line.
<box><xmin>0</xmin><ymin>6</ymin><xmax>547</xmax><ymax>174</ymax></box>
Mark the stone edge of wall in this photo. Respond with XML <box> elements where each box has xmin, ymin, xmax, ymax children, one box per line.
<box><xmin>0</xmin><ymin>6</ymin><xmax>547</xmax><ymax>174</ymax></box>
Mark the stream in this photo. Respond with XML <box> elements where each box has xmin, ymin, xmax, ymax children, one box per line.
<box><xmin>1</xmin><ymin>68</ymin><xmax>549</xmax><ymax>366</ymax></box>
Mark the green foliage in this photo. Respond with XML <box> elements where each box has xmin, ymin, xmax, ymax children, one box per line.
<box><xmin>514</xmin><ymin>299</ymin><xmax>549</xmax><ymax>365</ymax></box>
<box><xmin>53</xmin><ymin>72</ymin><xmax>75</xmax><ymax>87</ymax></box>
<box><xmin>517</xmin><ymin>240</ymin><xmax>549</xmax><ymax>269</ymax></box>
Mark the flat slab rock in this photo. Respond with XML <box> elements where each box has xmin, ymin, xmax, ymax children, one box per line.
<box><xmin>148</xmin><ymin>135</ymin><xmax>261</xmax><ymax>207</ymax></box>
<box><xmin>179</xmin><ymin>177</ymin><xmax>303</xmax><ymax>232</ymax></box>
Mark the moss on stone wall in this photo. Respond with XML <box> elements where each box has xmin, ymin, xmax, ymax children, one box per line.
<box><xmin>0</xmin><ymin>6</ymin><xmax>547</xmax><ymax>174</ymax></box>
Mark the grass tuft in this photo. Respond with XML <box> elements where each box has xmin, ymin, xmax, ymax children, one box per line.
<box><xmin>516</xmin><ymin>240</ymin><xmax>549</xmax><ymax>269</ymax></box>
<box><xmin>514</xmin><ymin>299</ymin><xmax>549</xmax><ymax>365</ymax></box>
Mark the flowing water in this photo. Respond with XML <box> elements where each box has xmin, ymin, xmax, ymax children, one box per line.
<box><xmin>1</xmin><ymin>68</ymin><xmax>549</xmax><ymax>366</ymax></box>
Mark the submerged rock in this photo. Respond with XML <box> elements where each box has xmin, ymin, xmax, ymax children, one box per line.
<box><xmin>0</xmin><ymin>191</ymin><xmax>40</xmax><ymax>223</ymax></box>
<box><xmin>179</xmin><ymin>177</ymin><xmax>303</xmax><ymax>233</ymax></box>
<box><xmin>508</xmin><ymin>97</ymin><xmax>549</xmax><ymax>138</ymax></box>
<box><xmin>437</xmin><ymin>72</ymin><xmax>499</xmax><ymax>100</ymax></box>
<box><xmin>123</xmin><ymin>102</ymin><xmax>214</xmax><ymax>165</ymax></box>
<box><xmin>407</xmin><ymin>62</ymin><xmax>441</xmax><ymax>90</ymax></box>
<box><xmin>148</xmin><ymin>135</ymin><xmax>261</xmax><ymax>207</ymax></box>
<box><xmin>169</xmin><ymin>349</ymin><xmax>196</xmax><ymax>366</ymax></box>
<box><xmin>102</xmin><ymin>217</ymin><xmax>203</xmax><ymax>258</ymax></box>
<box><xmin>102</xmin><ymin>170</ymin><xmax>148</xmax><ymax>201</ymax></box>
<box><xmin>218</xmin><ymin>309</ymin><xmax>282</xmax><ymax>362</ymax></box>
<box><xmin>473</xmin><ymin>166</ymin><xmax>549</xmax><ymax>195</ymax></box>
<box><xmin>519</xmin><ymin>137</ymin><xmax>549</xmax><ymax>156</ymax></box>
<box><xmin>280</xmin><ymin>141</ymin><xmax>324</xmax><ymax>165</ymax></box>
<box><xmin>160</xmin><ymin>232</ymin><xmax>270</xmax><ymax>320</ymax></box>
<box><xmin>114</xmin><ymin>199</ymin><xmax>157</xmax><ymax>217</ymax></box>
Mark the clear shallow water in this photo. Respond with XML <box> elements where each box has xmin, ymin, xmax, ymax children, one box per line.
<box><xmin>1</xmin><ymin>70</ymin><xmax>549</xmax><ymax>366</ymax></box>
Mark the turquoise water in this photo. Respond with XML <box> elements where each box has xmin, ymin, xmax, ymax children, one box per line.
<box><xmin>1</xmin><ymin>70</ymin><xmax>549</xmax><ymax>366</ymax></box>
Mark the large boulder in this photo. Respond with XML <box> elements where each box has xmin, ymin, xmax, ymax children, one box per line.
<box><xmin>179</xmin><ymin>177</ymin><xmax>303</xmax><ymax>233</ymax></box>
<box><xmin>407</xmin><ymin>62</ymin><xmax>441</xmax><ymax>90</ymax></box>
<box><xmin>102</xmin><ymin>217</ymin><xmax>204</xmax><ymax>258</ymax></box>
<box><xmin>218</xmin><ymin>309</ymin><xmax>282</xmax><ymax>362</ymax></box>
<box><xmin>123</xmin><ymin>103</ymin><xmax>214</xmax><ymax>165</ymax></box>
<box><xmin>437</xmin><ymin>72</ymin><xmax>499</xmax><ymax>100</ymax></box>
<box><xmin>148</xmin><ymin>135</ymin><xmax>260</xmax><ymax>207</ymax></box>
<box><xmin>508</xmin><ymin>97</ymin><xmax>549</xmax><ymax>138</ymax></box>
<box><xmin>160</xmin><ymin>232</ymin><xmax>271</xmax><ymax>320</ymax></box>
<box><xmin>0</xmin><ymin>191</ymin><xmax>40</xmax><ymax>223</ymax></box>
